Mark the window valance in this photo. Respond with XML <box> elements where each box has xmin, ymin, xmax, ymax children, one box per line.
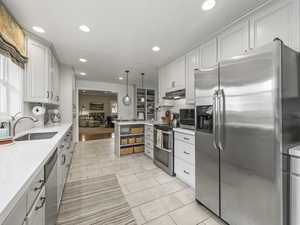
<box><xmin>0</xmin><ymin>4</ymin><xmax>27</xmax><ymax>68</ymax></box>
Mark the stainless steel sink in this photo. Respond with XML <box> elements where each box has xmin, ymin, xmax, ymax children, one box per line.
<box><xmin>15</xmin><ymin>132</ymin><xmax>58</xmax><ymax>141</ymax></box>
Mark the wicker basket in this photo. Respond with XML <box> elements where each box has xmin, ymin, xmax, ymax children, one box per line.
<box><xmin>120</xmin><ymin>138</ymin><xmax>128</xmax><ymax>145</ymax></box>
<box><xmin>130</xmin><ymin>127</ymin><xmax>144</xmax><ymax>134</ymax></box>
<box><xmin>134</xmin><ymin>145</ymin><xmax>144</xmax><ymax>153</ymax></box>
<box><xmin>135</xmin><ymin>137</ymin><xmax>144</xmax><ymax>143</ymax></box>
<box><xmin>128</xmin><ymin>137</ymin><xmax>135</xmax><ymax>144</ymax></box>
<box><xmin>120</xmin><ymin>147</ymin><xmax>134</xmax><ymax>155</ymax></box>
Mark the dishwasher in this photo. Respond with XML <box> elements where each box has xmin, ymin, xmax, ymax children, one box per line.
<box><xmin>44</xmin><ymin>149</ymin><xmax>58</xmax><ymax>225</ymax></box>
<box><xmin>290</xmin><ymin>147</ymin><xmax>300</xmax><ymax>225</ymax></box>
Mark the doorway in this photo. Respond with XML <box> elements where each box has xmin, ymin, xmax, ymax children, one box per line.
<box><xmin>78</xmin><ymin>90</ymin><xmax>118</xmax><ymax>141</ymax></box>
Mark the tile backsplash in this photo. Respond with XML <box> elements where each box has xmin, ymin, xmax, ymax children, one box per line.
<box><xmin>157</xmin><ymin>99</ymin><xmax>194</xmax><ymax>120</ymax></box>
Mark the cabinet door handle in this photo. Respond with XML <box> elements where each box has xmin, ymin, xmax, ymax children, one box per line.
<box><xmin>183</xmin><ymin>137</ymin><xmax>190</xmax><ymax>141</ymax></box>
<box><xmin>62</xmin><ymin>154</ymin><xmax>66</xmax><ymax>165</ymax></box>
<box><xmin>51</xmin><ymin>91</ymin><xmax>53</xmax><ymax>99</ymax></box>
<box><xmin>35</xmin><ymin>197</ymin><xmax>46</xmax><ymax>211</ymax></box>
<box><xmin>46</xmin><ymin>91</ymin><xmax>50</xmax><ymax>98</ymax></box>
<box><xmin>184</xmin><ymin>170</ymin><xmax>190</xmax><ymax>175</ymax></box>
<box><xmin>184</xmin><ymin>151</ymin><xmax>190</xmax><ymax>155</ymax></box>
<box><xmin>34</xmin><ymin>179</ymin><xmax>45</xmax><ymax>191</ymax></box>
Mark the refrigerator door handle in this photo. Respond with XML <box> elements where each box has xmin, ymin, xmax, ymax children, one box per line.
<box><xmin>218</xmin><ymin>89</ymin><xmax>225</xmax><ymax>151</ymax></box>
<box><xmin>212</xmin><ymin>90</ymin><xmax>218</xmax><ymax>150</ymax></box>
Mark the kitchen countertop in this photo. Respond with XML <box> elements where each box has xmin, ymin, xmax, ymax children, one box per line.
<box><xmin>114</xmin><ymin>120</ymin><xmax>161</xmax><ymax>126</ymax></box>
<box><xmin>289</xmin><ymin>145</ymin><xmax>300</xmax><ymax>157</ymax></box>
<box><xmin>173</xmin><ymin>128</ymin><xmax>195</xmax><ymax>135</ymax></box>
<box><xmin>0</xmin><ymin>123</ymin><xmax>72</xmax><ymax>224</ymax></box>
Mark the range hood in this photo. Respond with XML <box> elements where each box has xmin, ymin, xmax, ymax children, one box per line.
<box><xmin>163</xmin><ymin>89</ymin><xmax>186</xmax><ymax>100</ymax></box>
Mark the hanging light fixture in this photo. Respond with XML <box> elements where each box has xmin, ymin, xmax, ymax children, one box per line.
<box><xmin>122</xmin><ymin>70</ymin><xmax>132</xmax><ymax>106</ymax></box>
<box><xmin>140</xmin><ymin>73</ymin><xmax>145</xmax><ymax>103</ymax></box>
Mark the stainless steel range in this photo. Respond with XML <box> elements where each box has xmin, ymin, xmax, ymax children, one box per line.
<box><xmin>153</xmin><ymin>124</ymin><xmax>174</xmax><ymax>176</ymax></box>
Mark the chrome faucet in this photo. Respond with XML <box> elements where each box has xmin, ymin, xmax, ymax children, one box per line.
<box><xmin>12</xmin><ymin>116</ymin><xmax>38</xmax><ymax>137</ymax></box>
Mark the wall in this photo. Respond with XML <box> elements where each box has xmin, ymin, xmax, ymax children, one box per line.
<box><xmin>77</xmin><ymin>80</ymin><xmax>135</xmax><ymax>120</ymax></box>
<box><xmin>79</xmin><ymin>95</ymin><xmax>117</xmax><ymax>116</ymax></box>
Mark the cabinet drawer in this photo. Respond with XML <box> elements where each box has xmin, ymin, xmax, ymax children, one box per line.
<box><xmin>27</xmin><ymin>168</ymin><xmax>45</xmax><ymax>213</ymax></box>
<box><xmin>2</xmin><ymin>193</ymin><xmax>26</xmax><ymax>225</ymax></box>
<box><xmin>145</xmin><ymin>138</ymin><xmax>153</xmax><ymax>148</ymax></box>
<box><xmin>175</xmin><ymin>157</ymin><xmax>195</xmax><ymax>188</ymax></box>
<box><xmin>291</xmin><ymin>157</ymin><xmax>300</xmax><ymax>175</ymax></box>
<box><xmin>175</xmin><ymin>132</ymin><xmax>195</xmax><ymax>145</ymax></box>
<box><xmin>174</xmin><ymin>140</ymin><xmax>195</xmax><ymax>165</ymax></box>
<box><xmin>27</xmin><ymin>187</ymin><xmax>46</xmax><ymax>225</ymax></box>
<box><xmin>145</xmin><ymin>146</ymin><xmax>153</xmax><ymax>159</ymax></box>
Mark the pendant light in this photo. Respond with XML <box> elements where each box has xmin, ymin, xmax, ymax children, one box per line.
<box><xmin>140</xmin><ymin>73</ymin><xmax>145</xmax><ymax>103</ymax></box>
<box><xmin>122</xmin><ymin>70</ymin><xmax>132</xmax><ymax>106</ymax></box>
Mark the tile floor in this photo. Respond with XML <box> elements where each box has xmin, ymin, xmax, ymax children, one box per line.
<box><xmin>66</xmin><ymin>138</ymin><xmax>225</xmax><ymax>225</ymax></box>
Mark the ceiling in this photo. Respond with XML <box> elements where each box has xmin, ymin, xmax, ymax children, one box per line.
<box><xmin>3</xmin><ymin>0</ymin><xmax>273</xmax><ymax>86</ymax></box>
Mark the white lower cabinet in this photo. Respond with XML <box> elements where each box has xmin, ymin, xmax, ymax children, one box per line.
<box><xmin>174</xmin><ymin>131</ymin><xmax>195</xmax><ymax>188</ymax></box>
<box><xmin>2</xmin><ymin>193</ymin><xmax>27</xmax><ymax>225</ymax></box>
<box><xmin>144</xmin><ymin>125</ymin><xmax>154</xmax><ymax>159</ymax></box>
<box><xmin>291</xmin><ymin>156</ymin><xmax>300</xmax><ymax>225</ymax></box>
<box><xmin>26</xmin><ymin>187</ymin><xmax>46</xmax><ymax>225</ymax></box>
<box><xmin>175</xmin><ymin>157</ymin><xmax>195</xmax><ymax>188</ymax></box>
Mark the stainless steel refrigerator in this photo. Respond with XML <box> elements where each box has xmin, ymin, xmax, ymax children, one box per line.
<box><xmin>195</xmin><ymin>39</ymin><xmax>300</xmax><ymax>225</ymax></box>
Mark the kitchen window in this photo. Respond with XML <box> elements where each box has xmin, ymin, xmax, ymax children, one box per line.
<box><xmin>0</xmin><ymin>55</ymin><xmax>24</xmax><ymax>116</ymax></box>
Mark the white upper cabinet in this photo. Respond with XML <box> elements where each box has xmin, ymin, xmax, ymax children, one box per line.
<box><xmin>167</xmin><ymin>56</ymin><xmax>186</xmax><ymax>92</ymax></box>
<box><xmin>50</xmin><ymin>54</ymin><xmax>60</xmax><ymax>103</ymax></box>
<box><xmin>158</xmin><ymin>56</ymin><xmax>186</xmax><ymax>101</ymax></box>
<box><xmin>218</xmin><ymin>20</ymin><xmax>250</xmax><ymax>61</ymax></box>
<box><xmin>25</xmin><ymin>37</ymin><xmax>60</xmax><ymax>104</ymax></box>
<box><xmin>25</xmin><ymin>38</ymin><xmax>50</xmax><ymax>103</ymax></box>
<box><xmin>185</xmin><ymin>49</ymin><xmax>199</xmax><ymax>104</ymax></box>
<box><xmin>250</xmin><ymin>0</ymin><xmax>299</xmax><ymax>51</ymax></box>
<box><xmin>158</xmin><ymin>67</ymin><xmax>166</xmax><ymax>102</ymax></box>
<box><xmin>199</xmin><ymin>39</ymin><xmax>218</xmax><ymax>70</ymax></box>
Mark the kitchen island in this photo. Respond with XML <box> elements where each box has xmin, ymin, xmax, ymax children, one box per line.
<box><xmin>114</xmin><ymin>121</ymin><xmax>157</xmax><ymax>157</ymax></box>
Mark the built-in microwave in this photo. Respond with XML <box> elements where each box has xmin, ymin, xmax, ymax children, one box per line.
<box><xmin>179</xmin><ymin>109</ymin><xmax>195</xmax><ymax>130</ymax></box>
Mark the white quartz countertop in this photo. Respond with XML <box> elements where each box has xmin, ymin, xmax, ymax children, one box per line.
<box><xmin>0</xmin><ymin>123</ymin><xmax>72</xmax><ymax>224</ymax></box>
<box><xmin>289</xmin><ymin>145</ymin><xmax>300</xmax><ymax>157</ymax></box>
<box><xmin>114</xmin><ymin>120</ymin><xmax>161</xmax><ymax>126</ymax></box>
<box><xmin>173</xmin><ymin>128</ymin><xmax>195</xmax><ymax>135</ymax></box>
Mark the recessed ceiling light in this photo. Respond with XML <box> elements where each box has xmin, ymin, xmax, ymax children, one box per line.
<box><xmin>152</xmin><ymin>46</ymin><xmax>160</xmax><ymax>52</ymax></box>
<box><xmin>79</xmin><ymin>25</ymin><xmax>90</xmax><ymax>32</ymax></box>
<box><xmin>79</xmin><ymin>58</ymin><xmax>87</xmax><ymax>63</ymax></box>
<box><xmin>32</xmin><ymin>26</ymin><xmax>45</xmax><ymax>33</ymax></box>
<box><xmin>202</xmin><ymin>0</ymin><xmax>216</xmax><ymax>11</ymax></box>
<box><xmin>80</xmin><ymin>72</ymin><xmax>87</xmax><ymax>76</ymax></box>
<box><xmin>119</xmin><ymin>77</ymin><xmax>124</xmax><ymax>80</ymax></box>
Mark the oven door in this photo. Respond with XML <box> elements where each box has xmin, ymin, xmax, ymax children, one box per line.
<box><xmin>154</xmin><ymin>129</ymin><xmax>174</xmax><ymax>175</ymax></box>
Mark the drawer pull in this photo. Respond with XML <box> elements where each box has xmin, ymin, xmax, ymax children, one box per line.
<box><xmin>35</xmin><ymin>197</ymin><xmax>46</xmax><ymax>211</ymax></box>
<box><xmin>184</xmin><ymin>151</ymin><xmax>190</xmax><ymax>155</ymax></box>
<box><xmin>62</xmin><ymin>154</ymin><xmax>66</xmax><ymax>165</ymax></box>
<box><xmin>183</xmin><ymin>137</ymin><xmax>190</xmax><ymax>141</ymax></box>
<box><xmin>34</xmin><ymin>179</ymin><xmax>45</xmax><ymax>191</ymax></box>
<box><xmin>184</xmin><ymin>170</ymin><xmax>190</xmax><ymax>175</ymax></box>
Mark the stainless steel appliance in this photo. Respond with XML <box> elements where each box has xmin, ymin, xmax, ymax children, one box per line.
<box><xmin>179</xmin><ymin>109</ymin><xmax>195</xmax><ymax>129</ymax></box>
<box><xmin>45</xmin><ymin>150</ymin><xmax>58</xmax><ymax>225</ymax></box>
<box><xmin>195</xmin><ymin>39</ymin><xmax>300</xmax><ymax>225</ymax></box>
<box><xmin>154</xmin><ymin>124</ymin><xmax>174</xmax><ymax>176</ymax></box>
